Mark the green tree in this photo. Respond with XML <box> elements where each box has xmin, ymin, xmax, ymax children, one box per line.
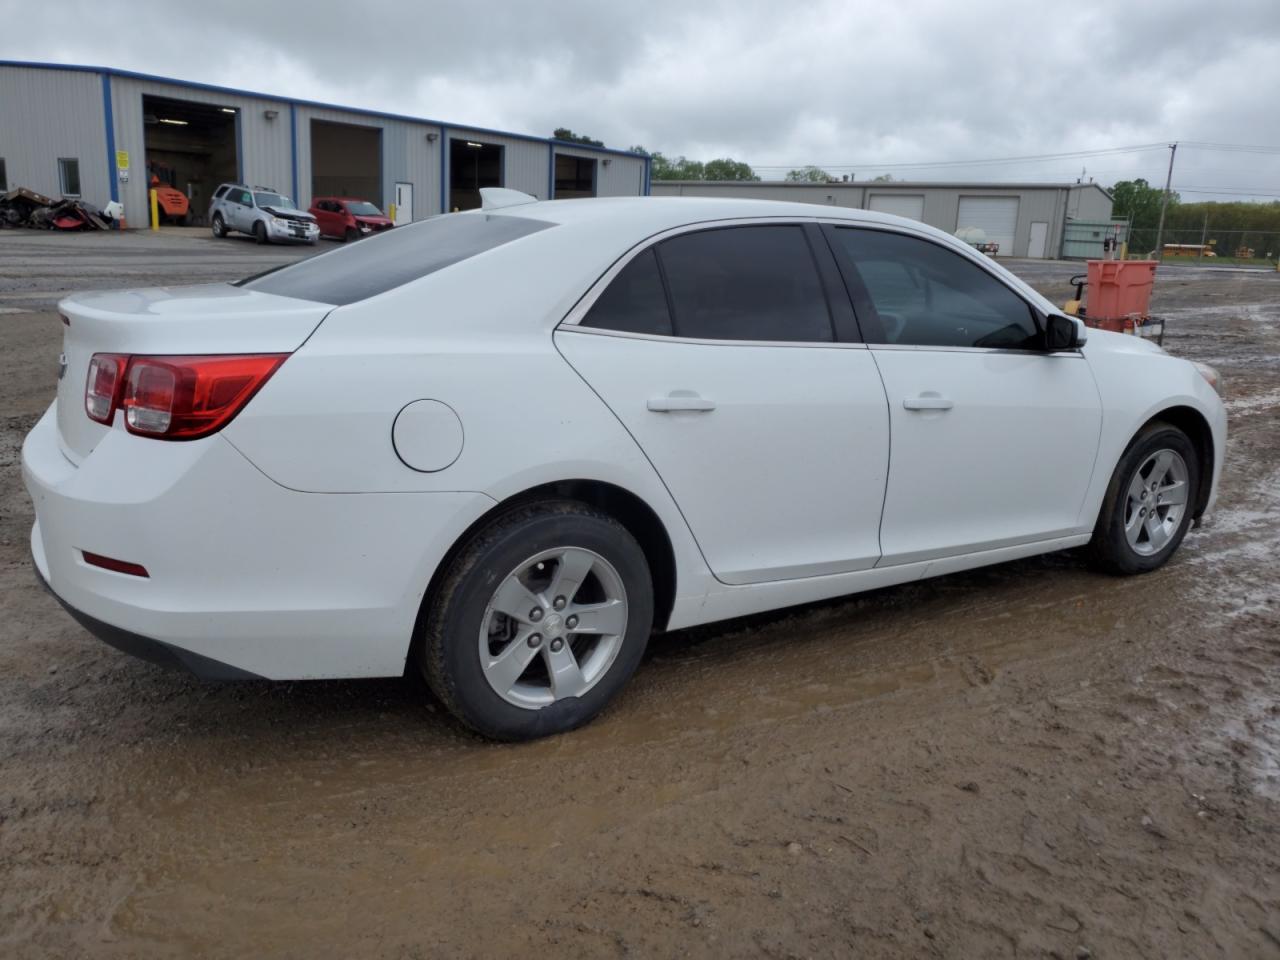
<box><xmin>701</xmin><ymin>158</ymin><xmax>760</xmax><ymax>181</ymax></box>
<box><xmin>871</xmin><ymin>173</ymin><xmax>895</xmax><ymax>182</ymax></box>
<box><xmin>785</xmin><ymin>166</ymin><xmax>833</xmax><ymax>182</ymax></box>
<box><xmin>1110</xmin><ymin>178</ymin><xmax>1176</xmax><ymax>228</ymax></box>
<box><xmin>552</xmin><ymin>128</ymin><xmax>604</xmax><ymax>147</ymax></box>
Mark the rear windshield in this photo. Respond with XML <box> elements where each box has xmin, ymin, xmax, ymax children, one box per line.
<box><xmin>239</xmin><ymin>212</ymin><xmax>555</xmax><ymax>306</ymax></box>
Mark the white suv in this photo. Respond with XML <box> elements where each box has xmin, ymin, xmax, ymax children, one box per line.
<box><xmin>208</xmin><ymin>183</ymin><xmax>318</xmax><ymax>245</ymax></box>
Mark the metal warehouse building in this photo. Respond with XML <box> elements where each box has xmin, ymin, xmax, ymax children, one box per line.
<box><xmin>651</xmin><ymin>180</ymin><xmax>1115</xmax><ymax>259</ymax></box>
<box><xmin>0</xmin><ymin>61</ymin><xmax>650</xmax><ymax>227</ymax></box>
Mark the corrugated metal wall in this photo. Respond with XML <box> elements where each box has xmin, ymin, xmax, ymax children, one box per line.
<box><xmin>0</xmin><ymin>65</ymin><xmax>109</xmax><ymax>206</ymax></box>
<box><xmin>109</xmin><ymin>74</ymin><xmax>292</xmax><ymax>224</ymax></box>
<box><xmin>551</xmin><ymin>144</ymin><xmax>646</xmax><ymax>198</ymax></box>
<box><xmin>2</xmin><ymin>64</ymin><xmax>648</xmax><ymax>227</ymax></box>
<box><xmin>295</xmin><ymin>105</ymin><xmax>442</xmax><ymax>216</ymax></box>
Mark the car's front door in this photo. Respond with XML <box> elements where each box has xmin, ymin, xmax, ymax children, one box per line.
<box><xmin>827</xmin><ymin>225</ymin><xmax>1103</xmax><ymax>566</ymax></box>
<box><xmin>556</xmin><ymin>223</ymin><xmax>890</xmax><ymax>585</ymax></box>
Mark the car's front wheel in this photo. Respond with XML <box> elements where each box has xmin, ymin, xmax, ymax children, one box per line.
<box><xmin>1087</xmin><ymin>422</ymin><xmax>1200</xmax><ymax>575</ymax></box>
<box><xmin>253</xmin><ymin>221</ymin><xmax>268</xmax><ymax>244</ymax></box>
<box><xmin>418</xmin><ymin>501</ymin><xmax>653</xmax><ymax>741</ymax></box>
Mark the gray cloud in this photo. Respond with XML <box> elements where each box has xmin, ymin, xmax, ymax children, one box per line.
<box><xmin>5</xmin><ymin>0</ymin><xmax>1279</xmax><ymax>196</ymax></box>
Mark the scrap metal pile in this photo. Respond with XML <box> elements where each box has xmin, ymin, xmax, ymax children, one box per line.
<box><xmin>0</xmin><ymin>187</ymin><xmax>116</xmax><ymax>231</ymax></box>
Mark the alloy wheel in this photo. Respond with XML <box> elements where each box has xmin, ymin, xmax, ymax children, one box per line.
<box><xmin>478</xmin><ymin>547</ymin><xmax>629</xmax><ymax>709</ymax></box>
<box><xmin>1123</xmin><ymin>448</ymin><xmax>1190</xmax><ymax>556</ymax></box>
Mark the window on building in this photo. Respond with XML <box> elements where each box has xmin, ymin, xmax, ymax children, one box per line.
<box><xmin>580</xmin><ymin>248</ymin><xmax>673</xmax><ymax>336</ymax></box>
<box><xmin>58</xmin><ymin>158</ymin><xmax>81</xmax><ymax>197</ymax></box>
<box><xmin>834</xmin><ymin>228</ymin><xmax>1039</xmax><ymax>349</ymax></box>
<box><xmin>657</xmin><ymin>226</ymin><xmax>834</xmax><ymax>342</ymax></box>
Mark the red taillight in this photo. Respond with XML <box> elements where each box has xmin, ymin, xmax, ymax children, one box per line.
<box><xmin>85</xmin><ymin>353</ymin><xmax>286</xmax><ymax>440</ymax></box>
<box><xmin>82</xmin><ymin>551</ymin><xmax>149</xmax><ymax>578</ymax></box>
<box><xmin>85</xmin><ymin>353</ymin><xmax>128</xmax><ymax>424</ymax></box>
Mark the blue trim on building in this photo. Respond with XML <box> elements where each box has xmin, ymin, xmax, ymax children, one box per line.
<box><xmin>234</xmin><ymin>107</ymin><xmax>244</xmax><ymax>184</ymax></box>
<box><xmin>3</xmin><ymin>60</ymin><xmax>647</xmax><ymax>162</ymax></box>
<box><xmin>439</xmin><ymin>130</ymin><xmax>448</xmax><ymax>215</ymax></box>
<box><xmin>644</xmin><ymin>155</ymin><xmax>652</xmax><ymax>196</ymax></box>
<box><xmin>547</xmin><ymin>142</ymin><xmax>555</xmax><ymax>199</ymax></box>
<box><xmin>100</xmin><ymin>73</ymin><xmax>118</xmax><ymax>204</ymax></box>
<box><xmin>289</xmin><ymin>104</ymin><xmax>298</xmax><ymax>202</ymax></box>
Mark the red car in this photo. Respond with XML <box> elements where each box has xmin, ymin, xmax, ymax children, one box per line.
<box><xmin>308</xmin><ymin>196</ymin><xmax>394</xmax><ymax>242</ymax></box>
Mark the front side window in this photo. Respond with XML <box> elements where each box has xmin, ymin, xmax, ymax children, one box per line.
<box><xmin>58</xmin><ymin>158</ymin><xmax>80</xmax><ymax>197</ymax></box>
<box><xmin>657</xmin><ymin>225</ymin><xmax>834</xmax><ymax>342</ymax></box>
<box><xmin>835</xmin><ymin>228</ymin><xmax>1038</xmax><ymax>349</ymax></box>
<box><xmin>581</xmin><ymin>248</ymin><xmax>672</xmax><ymax>336</ymax></box>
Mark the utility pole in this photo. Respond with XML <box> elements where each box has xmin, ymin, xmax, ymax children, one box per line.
<box><xmin>1198</xmin><ymin>209</ymin><xmax>1208</xmax><ymax>264</ymax></box>
<box><xmin>1153</xmin><ymin>141</ymin><xmax>1177</xmax><ymax>260</ymax></box>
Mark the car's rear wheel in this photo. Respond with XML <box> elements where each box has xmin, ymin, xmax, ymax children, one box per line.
<box><xmin>418</xmin><ymin>501</ymin><xmax>653</xmax><ymax>741</ymax></box>
<box><xmin>1087</xmin><ymin>422</ymin><xmax>1199</xmax><ymax>575</ymax></box>
<box><xmin>253</xmin><ymin>221</ymin><xmax>268</xmax><ymax>244</ymax></box>
<box><xmin>210</xmin><ymin>214</ymin><xmax>226</xmax><ymax>238</ymax></box>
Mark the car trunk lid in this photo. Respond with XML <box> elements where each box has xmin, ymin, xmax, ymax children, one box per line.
<box><xmin>56</xmin><ymin>283</ymin><xmax>331</xmax><ymax>462</ymax></box>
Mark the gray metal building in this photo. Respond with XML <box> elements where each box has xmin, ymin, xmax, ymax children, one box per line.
<box><xmin>0</xmin><ymin>61</ymin><xmax>650</xmax><ymax>227</ymax></box>
<box><xmin>651</xmin><ymin>180</ymin><xmax>1114</xmax><ymax>259</ymax></box>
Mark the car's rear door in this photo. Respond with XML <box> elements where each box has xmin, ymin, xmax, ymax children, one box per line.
<box><xmin>555</xmin><ymin>222</ymin><xmax>890</xmax><ymax>585</ymax></box>
<box><xmin>825</xmin><ymin>224</ymin><xmax>1103</xmax><ymax>566</ymax></box>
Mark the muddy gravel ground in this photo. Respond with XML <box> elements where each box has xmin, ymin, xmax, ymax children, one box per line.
<box><xmin>1</xmin><ymin>231</ymin><xmax>1278</xmax><ymax>959</ymax></box>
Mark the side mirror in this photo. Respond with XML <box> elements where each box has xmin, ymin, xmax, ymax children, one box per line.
<box><xmin>1043</xmin><ymin>312</ymin><xmax>1084</xmax><ymax>351</ymax></box>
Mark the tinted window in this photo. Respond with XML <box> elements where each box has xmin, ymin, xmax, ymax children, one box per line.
<box><xmin>0</xmin><ymin>158</ymin><xmax>7</xmax><ymax>192</ymax></box>
<box><xmin>213</xmin><ymin>185</ymin><xmax>228</xmax><ymax>199</ymax></box>
<box><xmin>658</xmin><ymin>226</ymin><xmax>833</xmax><ymax>342</ymax></box>
<box><xmin>580</xmin><ymin>248</ymin><xmax>672</xmax><ymax>336</ymax></box>
<box><xmin>836</xmin><ymin>229</ymin><xmax>1038</xmax><ymax>349</ymax></box>
<box><xmin>240</xmin><ymin>212</ymin><xmax>554</xmax><ymax>305</ymax></box>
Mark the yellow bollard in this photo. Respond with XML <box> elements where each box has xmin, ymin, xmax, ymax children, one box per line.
<box><xmin>150</xmin><ymin>190</ymin><xmax>160</xmax><ymax>230</ymax></box>
<box><xmin>388</xmin><ymin>202</ymin><xmax>396</xmax><ymax>223</ymax></box>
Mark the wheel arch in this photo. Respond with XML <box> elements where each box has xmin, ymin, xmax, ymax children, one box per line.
<box><xmin>409</xmin><ymin>479</ymin><xmax>679</xmax><ymax>669</ymax></box>
<box><xmin>1138</xmin><ymin>404</ymin><xmax>1215</xmax><ymax>520</ymax></box>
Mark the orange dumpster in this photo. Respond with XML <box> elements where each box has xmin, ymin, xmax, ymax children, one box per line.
<box><xmin>1085</xmin><ymin>259</ymin><xmax>1157</xmax><ymax>322</ymax></box>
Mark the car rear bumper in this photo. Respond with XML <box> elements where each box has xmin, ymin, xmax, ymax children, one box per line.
<box><xmin>23</xmin><ymin>403</ymin><xmax>493</xmax><ymax>680</ymax></box>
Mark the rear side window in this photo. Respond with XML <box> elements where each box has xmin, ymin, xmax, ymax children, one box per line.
<box><xmin>580</xmin><ymin>248</ymin><xmax>672</xmax><ymax>336</ymax></box>
<box><xmin>213</xmin><ymin>185</ymin><xmax>228</xmax><ymax>199</ymax></box>
<box><xmin>835</xmin><ymin>228</ymin><xmax>1039</xmax><ymax>349</ymax></box>
<box><xmin>658</xmin><ymin>226</ymin><xmax>833</xmax><ymax>342</ymax></box>
<box><xmin>240</xmin><ymin>212</ymin><xmax>554</xmax><ymax>305</ymax></box>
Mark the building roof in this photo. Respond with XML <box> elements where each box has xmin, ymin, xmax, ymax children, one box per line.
<box><xmin>0</xmin><ymin>59</ymin><xmax>647</xmax><ymax>161</ymax></box>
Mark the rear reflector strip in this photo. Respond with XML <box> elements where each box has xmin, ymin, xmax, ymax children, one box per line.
<box><xmin>82</xmin><ymin>551</ymin><xmax>150</xmax><ymax>578</ymax></box>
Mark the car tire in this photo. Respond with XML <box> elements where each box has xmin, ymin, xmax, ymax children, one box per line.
<box><xmin>344</xmin><ymin>227</ymin><xmax>359</xmax><ymax>243</ymax></box>
<box><xmin>1086</xmin><ymin>421</ymin><xmax>1200</xmax><ymax>576</ymax></box>
<box><xmin>418</xmin><ymin>500</ymin><xmax>653</xmax><ymax>741</ymax></box>
<box><xmin>210</xmin><ymin>214</ymin><xmax>226</xmax><ymax>238</ymax></box>
<box><xmin>253</xmin><ymin>221</ymin><xmax>268</xmax><ymax>245</ymax></box>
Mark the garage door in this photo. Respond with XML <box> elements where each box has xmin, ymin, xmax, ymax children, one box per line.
<box><xmin>868</xmin><ymin>193</ymin><xmax>925</xmax><ymax>221</ymax></box>
<box><xmin>957</xmin><ymin>197</ymin><xmax>1019</xmax><ymax>256</ymax></box>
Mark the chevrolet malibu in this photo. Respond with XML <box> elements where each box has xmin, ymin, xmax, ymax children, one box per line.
<box><xmin>23</xmin><ymin>190</ymin><xmax>1226</xmax><ymax>740</ymax></box>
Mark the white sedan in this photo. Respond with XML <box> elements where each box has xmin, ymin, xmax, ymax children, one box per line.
<box><xmin>23</xmin><ymin>190</ymin><xmax>1226</xmax><ymax>740</ymax></box>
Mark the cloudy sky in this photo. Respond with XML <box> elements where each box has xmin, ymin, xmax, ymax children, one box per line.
<box><xmin>4</xmin><ymin>0</ymin><xmax>1279</xmax><ymax>198</ymax></box>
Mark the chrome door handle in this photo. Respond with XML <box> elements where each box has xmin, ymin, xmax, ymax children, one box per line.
<box><xmin>903</xmin><ymin>396</ymin><xmax>954</xmax><ymax>411</ymax></box>
<box><xmin>647</xmin><ymin>391</ymin><xmax>716</xmax><ymax>413</ymax></box>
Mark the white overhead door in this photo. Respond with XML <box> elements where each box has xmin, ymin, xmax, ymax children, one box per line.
<box><xmin>957</xmin><ymin>196</ymin><xmax>1019</xmax><ymax>256</ymax></box>
<box><xmin>868</xmin><ymin>193</ymin><xmax>925</xmax><ymax>221</ymax></box>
